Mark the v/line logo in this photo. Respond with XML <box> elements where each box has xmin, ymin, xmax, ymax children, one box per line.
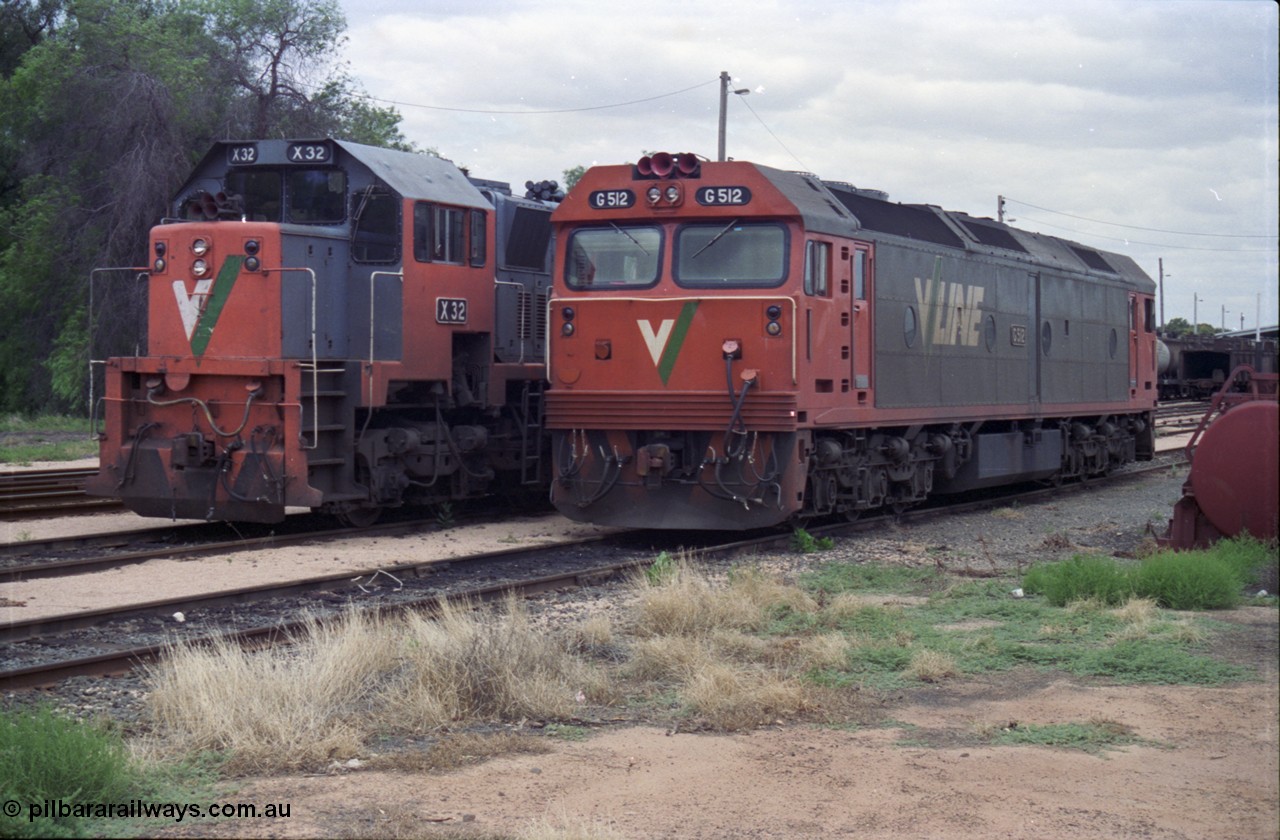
<box><xmin>171</xmin><ymin>256</ymin><xmax>244</xmax><ymax>356</ymax></box>
<box><xmin>636</xmin><ymin>301</ymin><xmax>699</xmax><ymax>385</ymax></box>
<box><xmin>914</xmin><ymin>257</ymin><xmax>986</xmax><ymax>347</ymax></box>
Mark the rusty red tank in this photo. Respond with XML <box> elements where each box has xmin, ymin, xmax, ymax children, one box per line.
<box><xmin>1161</xmin><ymin>366</ymin><xmax>1279</xmax><ymax>549</ymax></box>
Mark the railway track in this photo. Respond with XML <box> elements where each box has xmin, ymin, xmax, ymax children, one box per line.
<box><xmin>0</xmin><ymin>458</ymin><xmax>1183</xmax><ymax>689</ymax></box>
<box><xmin>1</xmin><ymin>407</ymin><xmax>1200</xmax><ymax>525</ymax></box>
<box><xmin>0</xmin><ymin>466</ymin><xmax>119</xmax><ymax>517</ymax></box>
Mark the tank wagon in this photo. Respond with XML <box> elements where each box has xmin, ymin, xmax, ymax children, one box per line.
<box><xmin>1157</xmin><ymin>332</ymin><xmax>1279</xmax><ymax>401</ymax></box>
<box><xmin>545</xmin><ymin>154</ymin><xmax>1158</xmax><ymax>529</ymax></box>
<box><xmin>87</xmin><ymin>139</ymin><xmax>555</xmax><ymax>524</ymax></box>
<box><xmin>1159</xmin><ymin>366</ymin><xmax>1278</xmax><ymax>549</ymax></box>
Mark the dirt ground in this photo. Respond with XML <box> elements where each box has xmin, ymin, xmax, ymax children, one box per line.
<box><xmin>144</xmin><ymin>605</ymin><xmax>1277</xmax><ymax>840</ymax></box>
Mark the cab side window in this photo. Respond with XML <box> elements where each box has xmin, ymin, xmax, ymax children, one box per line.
<box><xmin>413</xmin><ymin>203</ymin><xmax>465</xmax><ymax>263</ymax></box>
<box><xmin>804</xmin><ymin>240</ymin><xmax>830</xmax><ymax>296</ymax></box>
<box><xmin>351</xmin><ymin>190</ymin><xmax>400</xmax><ymax>263</ymax></box>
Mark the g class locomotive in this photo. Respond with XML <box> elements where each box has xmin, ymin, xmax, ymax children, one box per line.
<box><xmin>87</xmin><ymin>139</ymin><xmax>555</xmax><ymax>524</ymax></box>
<box><xmin>545</xmin><ymin>153</ymin><xmax>1158</xmax><ymax>529</ymax></box>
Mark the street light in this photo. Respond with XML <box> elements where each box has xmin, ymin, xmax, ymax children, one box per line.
<box><xmin>717</xmin><ymin>71</ymin><xmax>750</xmax><ymax>162</ymax></box>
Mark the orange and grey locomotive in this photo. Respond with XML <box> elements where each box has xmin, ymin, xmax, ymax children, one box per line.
<box><xmin>546</xmin><ymin>154</ymin><xmax>1158</xmax><ymax>529</ymax></box>
<box><xmin>87</xmin><ymin>139</ymin><xmax>555</xmax><ymax>524</ymax></box>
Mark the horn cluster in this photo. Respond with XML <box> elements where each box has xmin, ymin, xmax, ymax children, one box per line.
<box><xmin>184</xmin><ymin>190</ymin><xmax>244</xmax><ymax>220</ymax></box>
<box><xmin>635</xmin><ymin>153</ymin><xmax>702</xmax><ymax>179</ymax></box>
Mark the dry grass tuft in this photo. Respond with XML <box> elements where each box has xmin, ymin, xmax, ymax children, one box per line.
<box><xmin>381</xmin><ymin>596</ymin><xmax>589</xmax><ymax>729</ymax></box>
<box><xmin>682</xmin><ymin>663</ymin><xmax>813</xmax><ymax>731</ymax></box>
<box><xmin>630</xmin><ymin>562</ymin><xmax>763</xmax><ymax>637</ymax></box>
<box><xmin>144</xmin><ymin>609</ymin><xmax>397</xmax><ymax>773</ymax></box>
<box><xmin>903</xmin><ymin>649</ymin><xmax>959</xmax><ymax>683</ymax></box>
<box><xmin>1111</xmin><ymin>597</ymin><xmax>1159</xmax><ymax>625</ymax></box>
<box><xmin>144</xmin><ymin>599</ymin><xmax>590</xmax><ymax>773</ymax></box>
<box><xmin>627</xmin><ymin>635</ymin><xmax>715</xmax><ymax>682</ymax></box>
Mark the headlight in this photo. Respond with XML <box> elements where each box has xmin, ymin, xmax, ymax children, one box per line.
<box><xmin>192</xmin><ymin>258</ymin><xmax>208</xmax><ymax>277</ymax></box>
<box><xmin>191</xmin><ymin>238</ymin><xmax>209</xmax><ymax>256</ymax></box>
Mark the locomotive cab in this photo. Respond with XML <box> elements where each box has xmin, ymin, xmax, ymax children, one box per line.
<box><xmin>88</xmin><ymin>139</ymin><xmax>555</xmax><ymax>524</ymax></box>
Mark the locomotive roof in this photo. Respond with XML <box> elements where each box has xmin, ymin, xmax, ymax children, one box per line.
<box><xmin>183</xmin><ymin>139</ymin><xmax>491</xmax><ymax>211</ymax></box>
<box><xmin>332</xmin><ymin>140</ymin><xmax>491</xmax><ymax>210</ymax></box>
<box><xmin>751</xmin><ymin>163</ymin><xmax>1154</xmax><ymax>293</ymax></box>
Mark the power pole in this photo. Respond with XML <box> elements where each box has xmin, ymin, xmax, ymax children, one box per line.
<box><xmin>718</xmin><ymin>71</ymin><xmax>730</xmax><ymax>162</ymax></box>
<box><xmin>1158</xmin><ymin>258</ymin><xmax>1165</xmax><ymax>330</ymax></box>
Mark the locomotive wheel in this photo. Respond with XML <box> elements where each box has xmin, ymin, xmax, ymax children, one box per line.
<box><xmin>889</xmin><ymin>500</ymin><xmax>914</xmax><ymax>518</ymax></box>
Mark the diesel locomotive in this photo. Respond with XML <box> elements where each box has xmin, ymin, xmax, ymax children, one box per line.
<box><xmin>546</xmin><ymin>153</ymin><xmax>1159</xmax><ymax>529</ymax></box>
<box><xmin>87</xmin><ymin>139</ymin><xmax>555</xmax><ymax>524</ymax></box>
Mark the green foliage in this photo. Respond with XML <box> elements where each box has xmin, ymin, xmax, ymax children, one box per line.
<box><xmin>562</xmin><ymin>165</ymin><xmax>587</xmax><ymax>191</ymax></box>
<box><xmin>0</xmin><ymin>705</ymin><xmax>138</xmax><ymax>837</ymax></box>
<box><xmin>791</xmin><ymin>528</ymin><xmax>834</xmax><ymax>554</ymax></box>
<box><xmin>0</xmin><ymin>0</ymin><xmax>406</xmax><ymax>412</ymax></box>
<box><xmin>798</xmin><ymin>557</ymin><xmax>1260</xmax><ymax>691</ymax></box>
<box><xmin>1071</xmin><ymin>639</ymin><xmax>1251</xmax><ymax>685</ymax></box>
<box><xmin>645</xmin><ymin>550</ymin><xmax>678</xmax><ymax>585</ymax></box>
<box><xmin>1023</xmin><ymin>537</ymin><xmax>1277</xmax><ymax>610</ymax></box>
<box><xmin>1131</xmin><ymin>551</ymin><xmax>1242</xmax><ymax>610</ymax></box>
<box><xmin>991</xmin><ymin>720</ymin><xmax>1144</xmax><ymax>753</ymax></box>
<box><xmin>804</xmin><ymin>561</ymin><xmax>940</xmax><ymax>596</ymax></box>
<box><xmin>1022</xmin><ymin>555</ymin><xmax>1134</xmax><ymax>606</ymax></box>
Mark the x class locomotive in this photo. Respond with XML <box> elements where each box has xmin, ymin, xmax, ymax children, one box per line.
<box><xmin>87</xmin><ymin>139</ymin><xmax>555</xmax><ymax>524</ymax></box>
<box><xmin>546</xmin><ymin>154</ymin><xmax>1158</xmax><ymax>529</ymax></box>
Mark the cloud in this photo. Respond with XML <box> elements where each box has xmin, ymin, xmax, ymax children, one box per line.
<box><xmin>340</xmin><ymin>0</ymin><xmax>1278</xmax><ymax>326</ymax></box>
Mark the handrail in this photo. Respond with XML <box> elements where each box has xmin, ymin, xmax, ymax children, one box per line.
<box><xmin>87</xmin><ymin>266</ymin><xmax>149</xmax><ymax>438</ymax></box>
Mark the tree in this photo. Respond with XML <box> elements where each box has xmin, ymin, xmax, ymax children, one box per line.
<box><xmin>562</xmin><ymin>165</ymin><xmax>587</xmax><ymax>192</ymax></box>
<box><xmin>0</xmin><ymin>0</ymin><xmax>407</xmax><ymax>413</ymax></box>
<box><xmin>195</xmin><ymin>0</ymin><xmax>406</xmax><ymax>145</ymax></box>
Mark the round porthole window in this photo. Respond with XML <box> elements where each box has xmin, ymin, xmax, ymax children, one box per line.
<box><xmin>1109</xmin><ymin>328</ymin><xmax>1119</xmax><ymax>359</ymax></box>
<box><xmin>984</xmin><ymin>314</ymin><xmax>997</xmax><ymax>352</ymax></box>
<box><xmin>904</xmin><ymin>306</ymin><xmax>918</xmax><ymax>348</ymax></box>
<box><xmin>1040</xmin><ymin>321</ymin><xmax>1053</xmax><ymax>356</ymax></box>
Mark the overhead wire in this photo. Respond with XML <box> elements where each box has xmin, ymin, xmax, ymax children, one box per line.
<box><xmin>1010</xmin><ymin>213</ymin><xmax>1278</xmax><ymax>253</ymax></box>
<box><xmin>359</xmin><ymin>77</ymin><xmax>720</xmax><ymax>115</ymax></box>
<box><xmin>1003</xmin><ymin>197</ymin><xmax>1275</xmax><ymax>240</ymax></box>
<box><xmin>733</xmin><ymin>94</ymin><xmax>810</xmax><ymax>172</ymax></box>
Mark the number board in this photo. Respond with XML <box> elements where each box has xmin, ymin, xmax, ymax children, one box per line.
<box><xmin>1010</xmin><ymin>324</ymin><xmax>1028</xmax><ymax>347</ymax></box>
<box><xmin>588</xmin><ymin>189</ymin><xmax>635</xmax><ymax>210</ymax></box>
<box><xmin>227</xmin><ymin>144</ymin><xmax>259</xmax><ymax>166</ymax></box>
<box><xmin>696</xmin><ymin>186</ymin><xmax>752</xmax><ymax>207</ymax></box>
<box><xmin>436</xmin><ymin>298</ymin><xmax>468</xmax><ymax>325</ymax></box>
<box><xmin>287</xmin><ymin>142</ymin><xmax>332</xmax><ymax>164</ymax></box>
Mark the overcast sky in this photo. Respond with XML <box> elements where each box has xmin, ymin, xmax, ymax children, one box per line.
<box><xmin>338</xmin><ymin>0</ymin><xmax>1277</xmax><ymax>330</ymax></box>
